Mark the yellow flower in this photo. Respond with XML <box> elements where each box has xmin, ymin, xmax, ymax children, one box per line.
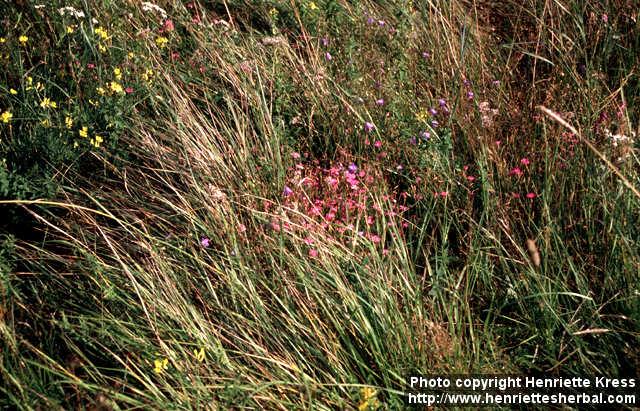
<box><xmin>358</xmin><ymin>387</ymin><xmax>380</xmax><ymax>411</ymax></box>
<box><xmin>0</xmin><ymin>37</ymin><xmax>6</xmax><ymax>44</ymax></box>
<box><xmin>9</xmin><ymin>88</ymin><xmax>17</xmax><ymax>95</ymax></box>
<box><xmin>90</xmin><ymin>135</ymin><xmax>103</xmax><ymax>148</ymax></box>
<box><xmin>96</xmin><ymin>86</ymin><xmax>105</xmax><ymax>95</ymax></box>
<box><xmin>269</xmin><ymin>7</ymin><xmax>279</xmax><ymax>18</ymax></box>
<box><xmin>153</xmin><ymin>358</ymin><xmax>169</xmax><ymax>374</ymax></box>
<box><xmin>66</xmin><ymin>25</ymin><xmax>75</xmax><ymax>34</ymax></box>
<box><xmin>142</xmin><ymin>68</ymin><xmax>154</xmax><ymax>82</ymax></box>
<box><xmin>73</xmin><ymin>141</ymin><xmax>79</xmax><ymax>148</ymax></box>
<box><xmin>40</xmin><ymin>118</ymin><xmax>51</xmax><ymax>127</ymax></box>
<box><xmin>127</xmin><ymin>52</ymin><xmax>135</xmax><ymax>59</ymax></box>
<box><xmin>1</xmin><ymin>111</ymin><xmax>12</xmax><ymax>123</ymax></box>
<box><xmin>79</xmin><ymin>126</ymin><xmax>88</xmax><ymax>138</ymax></box>
<box><xmin>114</xmin><ymin>67</ymin><xmax>122</xmax><ymax>80</ymax></box>
<box><xmin>18</xmin><ymin>35</ymin><xmax>28</xmax><ymax>45</ymax></box>
<box><xmin>109</xmin><ymin>81</ymin><xmax>123</xmax><ymax>94</ymax></box>
<box><xmin>415</xmin><ymin>108</ymin><xmax>428</xmax><ymax>123</ymax></box>
<box><xmin>26</xmin><ymin>76</ymin><xmax>33</xmax><ymax>86</ymax></box>
<box><xmin>65</xmin><ymin>116</ymin><xmax>73</xmax><ymax>129</ymax></box>
<box><xmin>94</xmin><ymin>26</ymin><xmax>109</xmax><ymax>40</ymax></box>
<box><xmin>308</xmin><ymin>2</ymin><xmax>319</xmax><ymax>10</ymax></box>
<box><xmin>98</xmin><ymin>44</ymin><xmax>107</xmax><ymax>53</ymax></box>
<box><xmin>40</xmin><ymin>98</ymin><xmax>57</xmax><ymax>109</ymax></box>
<box><xmin>155</xmin><ymin>36</ymin><xmax>168</xmax><ymax>48</ymax></box>
<box><xmin>193</xmin><ymin>347</ymin><xmax>205</xmax><ymax>362</ymax></box>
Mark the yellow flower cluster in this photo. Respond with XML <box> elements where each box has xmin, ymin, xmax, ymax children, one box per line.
<box><xmin>415</xmin><ymin>108</ymin><xmax>429</xmax><ymax>123</ymax></box>
<box><xmin>18</xmin><ymin>35</ymin><xmax>28</xmax><ymax>45</ymax></box>
<box><xmin>1</xmin><ymin>110</ymin><xmax>12</xmax><ymax>123</ymax></box>
<box><xmin>154</xmin><ymin>358</ymin><xmax>169</xmax><ymax>374</ymax></box>
<box><xmin>155</xmin><ymin>36</ymin><xmax>168</xmax><ymax>48</ymax></box>
<box><xmin>94</xmin><ymin>26</ymin><xmax>109</xmax><ymax>40</ymax></box>
<box><xmin>358</xmin><ymin>387</ymin><xmax>380</xmax><ymax>411</ymax></box>
<box><xmin>40</xmin><ymin>97</ymin><xmax>57</xmax><ymax>109</ymax></box>
<box><xmin>90</xmin><ymin>135</ymin><xmax>103</xmax><ymax>147</ymax></box>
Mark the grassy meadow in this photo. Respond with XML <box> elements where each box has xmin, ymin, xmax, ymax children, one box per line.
<box><xmin>0</xmin><ymin>0</ymin><xmax>639</xmax><ymax>408</ymax></box>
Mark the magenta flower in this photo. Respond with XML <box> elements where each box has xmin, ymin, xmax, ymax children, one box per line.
<box><xmin>374</xmin><ymin>140</ymin><xmax>382</xmax><ymax>148</ymax></box>
<box><xmin>420</xmin><ymin>131</ymin><xmax>430</xmax><ymax>140</ymax></box>
<box><xmin>375</xmin><ymin>98</ymin><xmax>385</xmax><ymax>106</ymax></box>
<box><xmin>526</xmin><ymin>192</ymin><xmax>537</xmax><ymax>199</ymax></box>
<box><xmin>283</xmin><ymin>186</ymin><xmax>293</xmax><ymax>196</ymax></box>
<box><xmin>200</xmin><ymin>237</ymin><xmax>211</xmax><ymax>248</ymax></box>
<box><xmin>364</xmin><ymin>122</ymin><xmax>375</xmax><ymax>132</ymax></box>
<box><xmin>324</xmin><ymin>52</ymin><xmax>332</xmax><ymax>61</ymax></box>
<box><xmin>509</xmin><ymin>167</ymin><xmax>523</xmax><ymax>177</ymax></box>
<box><xmin>520</xmin><ymin>157</ymin><xmax>530</xmax><ymax>166</ymax></box>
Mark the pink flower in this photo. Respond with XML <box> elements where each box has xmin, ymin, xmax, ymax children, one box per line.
<box><xmin>200</xmin><ymin>237</ymin><xmax>210</xmax><ymax>248</ymax></box>
<box><xmin>509</xmin><ymin>167</ymin><xmax>523</xmax><ymax>177</ymax></box>
<box><xmin>325</xmin><ymin>52</ymin><xmax>332</xmax><ymax>61</ymax></box>
<box><xmin>125</xmin><ymin>87</ymin><xmax>134</xmax><ymax>94</ymax></box>
<box><xmin>309</xmin><ymin>249</ymin><xmax>318</xmax><ymax>258</ymax></box>
<box><xmin>467</xmin><ymin>175</ymin><xmax>476</xmax><ymax>182</ymax></box>
<box><xmin>520</xmin><ymin>157</ymin><xmax>530</xmax><ymax>166</ymax></box>
<box><xmin>237</xmin><ymin>224</ymin><xmax>246</xmax><ymax>233</ymax></box>
<box><xmin>163</xmin><ymin>19</ymin><xmax>175</xmax><ymax>32</ymax></box>
<box><xmin>364</xmin><ymin>122</ymin><xmax>375</xmax><ymax>132</ymax></box>
<box><xmin>291</xmin><ymin>152</ymin><xmax>301</xmax><ymax>159</ymax></box>
<box><xmin>375</xmin><ymin>98</ymin><xmax>385</xmax><ymax>106</ymax></box>
<box><xmin>370</xmin><ymin>234</ymin><xmax>381</xmax><ymax>243</ymax></box>
<box><xmin>526</xmin><ymin>192</ymin><xmax>537</xmax><ymax>199</ymax></box>
<box><xmin>304</xmin><ymin>237</ymin><xmax>315</xmax><ymax>245</ymax></box>
<box><xmin>374</xmin><ymin>140</ymin><xmax>382</xmax><ymax>148</ymax></box>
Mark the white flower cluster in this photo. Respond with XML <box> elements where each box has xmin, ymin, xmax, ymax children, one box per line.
<box><xmin>604</xmin><ymin>127</ymin><xmax>636</xmax><ymax>148</ymax></box>
<box><xmin>58</xmin><ymin>6</ymin><xmax>85</xmax><ymax>18</ymax></box>
<box><xmin>141</xmin><ymin>2</ymin><xmax>167</xmax><ymax>19</ymax></box>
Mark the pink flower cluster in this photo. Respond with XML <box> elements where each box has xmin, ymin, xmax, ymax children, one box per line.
<box><xmin>277</xmin><ymin>156</ymin><xmax>410</xmax><ymax>253</ymax></box>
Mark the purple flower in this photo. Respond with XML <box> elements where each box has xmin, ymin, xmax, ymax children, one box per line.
<box><xmin>409</xmin><ymin>136</ymin><xmax>417</xmax><ymax>145</ymax></box>
<box><xmin>375</xmin><ymin>98</ymin><xmax>385</xmax><ymax>106</ymax></box>
<box><xmin>324</xmin><ymin>52</ymin><xmax>332</xmax><ymax>61</ymax></box>
<box><xmin>422</xmin><ymin>51</ymin><xmax>430</xmax><ymax>59</ymax></box>
<box><xmin>492</xmin><ymin>79</ymin><xmax>500</xmax><ymax>86</ymax></box>
<box><xmin>429</xmin><ymin>107</ymin><xmax>437</xmax><ymax>116</ymax></box>
<box><xmin>463</xmin><ymin>79</ymin><xmax>471</xmax><ymax>86</ymax></box>
<box><xmin>367</xmin><ymin>16</ymin><xmax>375</xmax><ymax>24</ymax></box>
<box><xmin>364</xmin><ymin>122</ymin><xmax>375</xmax><ymax>132</ymax></box>
<box><xmin>283</xmin><ymin>186</ymin><xmax>293</xmax><ymax>197</ymax></box>
<box><xmin>431</xmin><ymin>120</ymin><xmax>439</xmax><ymax>128</ymax></box>
<box><xmin>466</xmin><ymin>90</ymin><xmax>474</xmax><ymax>100</ymax></box>
<box><xmin>438</xmin><ymin>98</ymin><xmax>447</xmax><ymax>107</ymax></box>
<box><xmin>420</xmin><ymin>131</ymin><xmax>431</xmax><ymax>140</ymax></box>
<box><xmin>321</xmin><ymin>37</ymin><xmax>329</xmax><ymax>47</ymax></box>
<box><xmin>348</xmin><ymin>163</ymin><xmax>358</xmax><ymax>173</ymax></box>
<box><xmin>378</xmin><ymin>20</ymin><xmax>385</xmax><ymax>26</ymax></box>
<box><xmin>200</xmin><ymin>237</ymin><xmax>211</xmax><ymax>248</ymax></box>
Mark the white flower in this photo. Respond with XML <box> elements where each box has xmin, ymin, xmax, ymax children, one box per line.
<box><xmin>58</xmin><ymin>6</ymin><xmax>85</xmax><ymax>18</ymax></box>
<box><xmin>141</xmin><ymin>2</ymin><xmax>167</xmax><ymax>19</ymax></box>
